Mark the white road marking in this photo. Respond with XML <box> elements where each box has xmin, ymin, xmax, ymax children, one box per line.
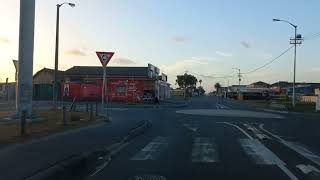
<box><xmin>131</xmin><ymin>136</ymin><xmax>168</xmax><ymax>160</ymax></box>
<box><xmin>216</xmin><ymin>103</ymin><xmax>228</xmax><ymax>109</ymax></box>
<box><xmin>191</xmin><ymin>137</ymin><xmax>219</xmax><ymax>163</ymax></box>
<box><xmin>221</xmin><ymin>122</ymin><xmax>299</xmax><ymax>180</ymax></box>
<box><xmin>262</xmin><ymin>109</ymin><xmax>289</xmax><ymax>114</ymax></box>
<box><xmin>240</xmin><ymin>139</ymin><xmax>285</xmax><ymax>165</ymax></box>
<box><xmin>176</xmin><ymin>109</ymin><xmax>284</xmax><ymax>119</ymax></box>
<box><xmin>183</xmin><ymin>124</ymin><xmax>198</xmax><ymax>132</ymax></box>
<box><xmin>260</xmin><ymin>124</ymin><xmax>320</xmax><ymax>167</ymax></box>
<box><xmin>217</xmin><ymin>122</ymin><xmax>254</xmax><ymax>140</ymax></box>
<box><xmin>243</xmin><ymin>124</ymin><xmax>271</xmax><ymax>140</ymax></box>
<box><xmin>296</xmin><ymin>164</ymin><xmax>320</xmax><ymax>174</ymax></box>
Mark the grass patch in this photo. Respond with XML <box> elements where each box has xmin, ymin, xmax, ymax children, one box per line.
<box><xmin>0</xmin><ymin>109</ymin><xmax>102</xmax><ymax>146</ymax></box>
<box><xmin>286</xmin><ymin>102</ymin><xmax>317</xmax><ymax>113</ymax></box>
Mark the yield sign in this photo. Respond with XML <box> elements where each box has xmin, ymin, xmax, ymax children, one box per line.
<box><xmin>96</xmin><ymin>52</ymin><xmax>114</xmax><ymax>66</ymax></box>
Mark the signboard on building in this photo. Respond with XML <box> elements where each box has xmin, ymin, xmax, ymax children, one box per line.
<box><xmin>148</xmin><ymin>64</ymin><xmax>160</xmax><ymax>78</ymax></box>
<box><xmin>315</xmin><ymin>88</ymin><xmax>320</xmax><ymax>96</ymax></box>
<box><xmin>316</xmin><ymin>96</ymin><xmax>320</xmax><ymax>112</ymax></box>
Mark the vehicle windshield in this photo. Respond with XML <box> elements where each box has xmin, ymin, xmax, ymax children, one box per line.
<box><xmin>1</xmin><ymin>1</ymin><xmax>320</xmax><ymax>180</ymax></box>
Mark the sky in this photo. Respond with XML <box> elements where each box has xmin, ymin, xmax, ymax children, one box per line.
<box><xmin>1</xmin><ymin>0</ymin><xmax>320</xmax><ymax>92</ymax></box>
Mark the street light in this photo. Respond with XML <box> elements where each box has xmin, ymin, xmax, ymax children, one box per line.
<box><xmin>273</xmin><ymin>18</ymin><xmax>301</xmax><ymax>107</ymax></box>
<box><xmin>53</xmin><ymin>2</ymin><xmax>75</xmax><ymax>104</ymax></box>
<box><xmin>232</xmin><ymin>68</ymin><xmax>241</xmax><ymax>100</ymax></box>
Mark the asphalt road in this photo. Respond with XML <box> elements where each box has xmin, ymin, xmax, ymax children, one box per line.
<box><xmin>87</xmin><ymin>96</ymin><xmax>320</xmax><ymax>180</ymax></box>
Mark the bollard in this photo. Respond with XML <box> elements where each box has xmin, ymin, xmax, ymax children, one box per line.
<box><xmin>86</xmin><ymin>102</ymin><xmax>88</xmax><ymax>112</ymax></box>
<box><xmin>62</xmin><ymin>106</ymin><xmax>67</xmax><ymax>126</ymax></box>
<box><xmin>95</xmin><ymin>102</ymin><xmax>98</xmax><ymax>116</ymax></box>
<box><xmin>89</xmin><ymin>103</ymin><xmax>93</xmax><ymax>121</ymax></box>
<box><xmin>20</xmin><ymin>110</ymin><xmax>27</xmax><ymax>136</ymax></box>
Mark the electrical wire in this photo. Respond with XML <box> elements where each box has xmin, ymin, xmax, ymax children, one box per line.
<box><xmin>242</xmin><ymin>45</ymin><xmax>294</xmax><ymax>74</ymax></box>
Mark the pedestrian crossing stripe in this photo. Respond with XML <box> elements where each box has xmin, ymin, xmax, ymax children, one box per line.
<box><xmin>131</xmin><ymin>136</ymin><xmax>168</xmax><ymax>160</ymax></box>
<box><xmin>191</xmin><ymin>137</ymin><xmax>219</xmax><ymax>163</ymax></box>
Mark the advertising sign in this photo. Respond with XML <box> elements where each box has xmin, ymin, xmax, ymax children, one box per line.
<box><xmin>316</xmin><ymin>96</ymin><xmax>320</xmax><ymax>112</ymax></box>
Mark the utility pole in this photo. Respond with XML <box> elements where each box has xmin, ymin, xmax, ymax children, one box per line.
<box><xmin>53</xmin><ymin>2</ymin><xmax>75</xmax><ymax>104</ymax></box>
<box><xmin>16</xmin><ymin>0</ymin><xmax>35</xmax><ymax>117</ymax></box>
<box><xmin>273</xmin><ymin>18</ymin><xmax>302</xmax><ymax>108</ymax></box>
<box><xmin>233</xmin><ymin>68</ymin><xmax>241</xmax><ymax>100</ymax></box>
<box><xmin>290</xmin><ymin>27</ymin><xmax>302</xmax><ymax>107</ymax></box>
<box><xmin>184</xmin><ymin>70</ymin><xmax>188</xmax><ymax>100</ymax></box>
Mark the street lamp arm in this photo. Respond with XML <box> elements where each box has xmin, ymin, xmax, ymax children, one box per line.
<box><xmin>273</xmin><ymin>19</ymin><xmax>297</xmax><ymax>28</ymax></box>
<box><xmin>57</xmin><ymin>2</ymin><xmax>75</xmax><ymax>8</ymax></box>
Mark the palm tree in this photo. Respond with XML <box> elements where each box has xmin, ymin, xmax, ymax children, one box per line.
<box><xmin>214</xmin><ymin>82</ymin><xmax>221</xmax><ymax>92</ymax></box>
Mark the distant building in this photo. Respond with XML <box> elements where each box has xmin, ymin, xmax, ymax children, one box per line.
<box><xmin>61</xmin><ymin>64</ymin><xmax>170</xmax><ymax>102</ymax></box>
<box><xmin>0</xmin><ymin>82</ymin><xmax>15</xmax><ymax>101</ymax></box>
<box><xmin>32</xmin><ymin>68</ymin><xmax>65</xmax><ymax>100</ymax></box>
<box><xmin>271</xmin><ymin>81</ymin><xmax>320</xmax><ymax>95</ymax></box>
<box><xmin>247</xmin><ymin>81</ymin><xmax>271</xmax><ymax>88</ymax></box>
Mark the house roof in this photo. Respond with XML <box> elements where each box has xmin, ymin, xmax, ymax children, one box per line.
<box><xmin>64</xmin><ymin>66</ymin><xmax>149</xmax><ymax>77</ymax></box>
<box><xmin>33</xmin><ymin>68</ymin><xmax>64</xmax><ymax>78</ymax></box>
<box><xmin>249</xmin><ymin>81</ymin><xmax>271</xmax><ymax>87</ymax></box>
<box><xmin>271</xmin><ymin>81</ymin><xmax>320</xmax><ymax>88</ymax></box>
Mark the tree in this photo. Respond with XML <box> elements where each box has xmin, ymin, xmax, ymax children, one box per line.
<box><xmin>214</xmin><ymin>82</ymin><xmax>221</xmax><ymax>92</ymax></box>
<box><xmin>199</xmin><ymin>79</ymin><xmax>202</xmax><ymax>87</ymax></box>
<box><xmin>176</xmin><ymin>74</ymin><xmax>198</xmax><ymax>89</ymax></box>
<box><xmin>176</xmin><ymin>74</ymin><xmax>198</xmax><ymax>98</ymax></box>
<box><xmin>197</xmin><ymin>86</ymin><xmax>205</xmax><ymax>95</ymax></box>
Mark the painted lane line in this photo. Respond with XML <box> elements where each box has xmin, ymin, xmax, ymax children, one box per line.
<box><xmin>221</xmin><ymin>122</ymin><xmax>299</xmax><ymax>180</ymax></box>
<box><xmin>239</xmin><ymin>139</ymin><xmax>286</xmax><ymax>165</ymax></box>
<box><xmin>296</xmin><ymin>164</ymin><xmax>320</xmax><ymax>175</ymax></box>
<box><xmin>216</xmin><ymin>103</ymin><xmax>228</xmax><ymax>109</ymax></box>
<box><xmin>191</xmin><ymin>137</ymin><xmax>219</xmax><ymax>163</ymax></box>
<box><xmin>263</xmin><ymin>109</ymin><xmax>289</xmax><ymax>114</ymax></box>
<box><xmin>244</xmin><ymin>124</ymin><xmax>270</xmax><ymax>140</ymax></box>
<box><xmin>259</xmin><ymin>124</ymin><xmax>320</xmax><ymax>167</ymax></box>
<box><xmin>131</xmin><ymin>136</ymin><xmax>168</xmax><ymax>160</ymax></box>
<box><xmin>217</xmin><ymin>122</ymin><xmax>254</xmax><ymax>140</ymax></box>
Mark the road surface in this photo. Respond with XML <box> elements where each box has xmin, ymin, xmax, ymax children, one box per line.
<box><xmin>87</xmin><ymin>96</ymin><xmax>320</xmax><ymax>180</ymax></box>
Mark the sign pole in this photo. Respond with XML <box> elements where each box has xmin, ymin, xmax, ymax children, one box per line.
<box><xmin>102</xmin><ymin>63</ymin><xmax>106</xmax><ymax>109</ymax></box>
<box><xmin>105</xmin><ymin>71</ymin><xmax>108</xmax><ymax>117</ymax></box>
<box><xmin>96</xmin><ymin>51</ymin><xmax>114</xmax><ymax>118</ymax></box>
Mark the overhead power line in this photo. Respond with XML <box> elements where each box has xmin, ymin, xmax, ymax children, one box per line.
<box><xmin>243</xmin><ymin>45</ymin><xmax>294</xmax><ymax>74</ymax></box>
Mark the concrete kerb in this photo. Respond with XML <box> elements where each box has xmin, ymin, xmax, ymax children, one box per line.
<box><xmin>25</xmin><ymin>119</ymin><xmax>151</xmax><ymax>180</ymax></box>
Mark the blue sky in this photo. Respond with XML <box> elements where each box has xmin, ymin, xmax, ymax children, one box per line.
<box><xmin>1</xmin><ymin>0</ymin><xmax>320</xmax><ymax>91</ymax></box>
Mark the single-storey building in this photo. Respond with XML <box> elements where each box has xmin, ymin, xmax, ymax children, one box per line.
<box><xmin>61</xmin><ymin>64</ymin><xmax>170</xmax><ymax>103</ymax></box>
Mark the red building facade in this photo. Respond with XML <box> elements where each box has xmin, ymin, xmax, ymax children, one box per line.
<box><xmin>61</xmin><ymin>64</ymin><xmax>170</xmax><ymax>103</ymax></box>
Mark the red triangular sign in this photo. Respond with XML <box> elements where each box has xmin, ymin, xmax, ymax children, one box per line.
<box><xmin>96</xmin><ymin>52</ymin><xmax>114</xmax><ymax>66</ymax></box>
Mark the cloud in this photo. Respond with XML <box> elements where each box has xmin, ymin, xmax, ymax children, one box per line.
<box><xmin>171</xmin><ymin>36</ymin><xmax>191</xmax><ymax>43</ymax></box>
<box><xmin>240</xmin><ymin>41</ymin><xmax>251</xmax><ymax>48</ymax></box>
<box><xmin>0</xmin><ymin>37</ymin><xmax>10</xmax><ymax>44</ymax></box>
<box><xmin>216</xmin><ymin>51</ymin><xmax>232</xmax><ymax>57</ymax></box>
<box><xmin>64</xmin><ymin>49</ymin><xmax>86</xmax><ymax>56</ymax></box>
<box><xmin>112</xmin><ymin>58</ymin><xmax>136</xmax><ymax>65</ymax></box>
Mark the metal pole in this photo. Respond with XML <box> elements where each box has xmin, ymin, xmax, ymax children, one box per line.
<box><xmin>102</xmin><ymin>64</ymin><xmax>106</xmax><ymax>109</ymax></box>
<box><xmin>53</xmin><ymin>5</ymin><xmax>60</xmax><ymax>104</ymax></box>
<box><xmin>20</xmin><ymin>109</ymin><xmax>27</xmax><ymax>136</ymax></box>
<box><xmin>238</xmin><ymin>69</ymin><xmax>241</xmax><ymax>99</ymax></box>
<box><xmin>16</xmin><ymin>0</ymin><xmax>35</xmax><ymax>117</ymax></box>
<box><xmin>62</xmin><ymin>106</ymin><xmax>67</xmax><ymax>126</ymax></box>
<box><xmin>89</xmin><ymin>103</ymin><xmax>93</xmax><ymax>121</ymax></box>
<box><xmin>106</xmin><ymin>74</ymin><xmax>108</xmax><ymax>117</ymax></box>
<box><xmin>293</xmin><ymin>27</ymin><xmax>297</xmax><ymax>107</ymax></box>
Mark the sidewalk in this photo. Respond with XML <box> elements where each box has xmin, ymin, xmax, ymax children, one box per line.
<box><xmin>0</xmin><ymin>109</ymin><xmax>146</xmax><ymax>180</ymax></box>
